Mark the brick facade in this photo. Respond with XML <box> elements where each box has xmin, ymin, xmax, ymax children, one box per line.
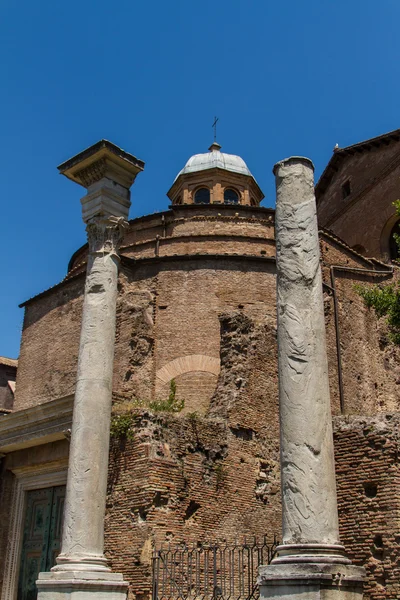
<box><xmin>316</xmin><ymin>130</ymin><xmax>400</xmax><ymax>261</ymax></box>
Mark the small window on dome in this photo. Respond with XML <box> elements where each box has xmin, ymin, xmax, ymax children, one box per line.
<box><xmin>194</xmin><ymin>188</ymin><xmax>210</xmax><ymax>204</ymax></box>
<box><xmin>224</xmin><ymin>189</ymin><xmax>239</xmax><ymax>204</ymax></box>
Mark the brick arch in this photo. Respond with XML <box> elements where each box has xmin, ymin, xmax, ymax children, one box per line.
<box><xmin>156</xmin><ymin>355</ymin><xmax>220</xmax><ymax>384</ymax></box>
<box><xmin>380</xmin><ymin>212</ymin><xmax>400</xmax><ymax>261</ymax></box>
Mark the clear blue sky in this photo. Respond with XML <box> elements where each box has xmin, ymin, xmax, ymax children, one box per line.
<box><xmin>1</xmin><ymin>0</ymin><xmax>399</xmax><ymax>358</ymax></box>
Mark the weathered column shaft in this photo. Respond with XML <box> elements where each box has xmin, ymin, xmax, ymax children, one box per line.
<box><xmin>274</xmin><ymin>157</ymin><xmax>340</xmax><ymax>552</ymax></box>
<box><xmin>56</xmin><ymin>217</ymin><xmax>124</xmax><ymax>569</ymax></box>
<box><xmin>259</xmin><ymin>156</ymin><xmax>365</xmax><ymax>599</ymax></box>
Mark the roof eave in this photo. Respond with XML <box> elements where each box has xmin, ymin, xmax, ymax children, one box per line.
<box><xmin>316</xmin><ymin>128</ymin><xmax>400</xmax><ymax>198</ymax></box>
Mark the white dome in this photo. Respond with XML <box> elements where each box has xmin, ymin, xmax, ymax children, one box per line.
<box><xmin>174</xmin><ymin>143</ymin><xmax>253</xmax><ymax>181</ymax></box>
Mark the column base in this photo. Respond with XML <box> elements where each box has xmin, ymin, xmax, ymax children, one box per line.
<box><xmin>37</xmin><ymin>570</ymin><xmax>128</xmax><ymax>600</ymax></box>
<box><xmin>272</xmin><ymin>544</ymin><xmax>352</xmax><ymax>565</ymax></box>
<box><xmin>259</xmin><ymin>562</ymin><xmax>365</xmax><ymax>600</ymax></box>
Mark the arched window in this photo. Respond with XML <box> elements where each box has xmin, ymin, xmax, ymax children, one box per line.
<box><xmin>224</xmin><ymin>188</ymin><xmax>239</xmax><ymax>204</ymax></box>
<box><xmin>194</xmin><ymin>188</ymin><xmax>210</xmax><ymax>204</ymax></box>
<box><xmin>389</xmin><ymin>220</ymin><xmax>400</xmax><ymax>260</ymax></box>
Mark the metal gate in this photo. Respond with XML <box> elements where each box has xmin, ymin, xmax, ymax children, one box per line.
<box><xmin>152</xmin><ymin>536</ymin><xmax>278</xmax><ymax>600</ymax></box>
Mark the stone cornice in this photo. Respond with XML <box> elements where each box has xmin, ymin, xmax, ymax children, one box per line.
<box><xmin>120</xmin><ymin>233</ymin><xmax>276</xmax><ymax>253</ymax></box>
<box><xmin>120</xmin><ymin>253</ymin><xmax>277</xmax><ymax>270</ymax></box>
<box><xmin>0</xmin><ymin>395</ymin><xmax>73</xmax><ymax>453</ymax></box>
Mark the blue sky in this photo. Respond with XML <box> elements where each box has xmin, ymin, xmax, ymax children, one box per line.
<box><xmin>1</xmin><ymin>0</ymin><xmax>399</xmax><ymax>358</ymax></box>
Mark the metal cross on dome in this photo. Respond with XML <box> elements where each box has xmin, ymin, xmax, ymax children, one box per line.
<box><xmin>212</xmin><ymin>116</ymin><xmax>219</xmax><ymax>142</ymax></box>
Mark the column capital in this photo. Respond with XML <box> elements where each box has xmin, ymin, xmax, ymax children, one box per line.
<box><xmin>86</xmin><ymin>216</ymin><xmax>128</xmax><ymax>255</ymax></box>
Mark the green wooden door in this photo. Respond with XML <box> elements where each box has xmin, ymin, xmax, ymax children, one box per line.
<box><xmin>17</xmin><ymin>485</ymin><xmax>65</xmax><ymax>600</ymax></box>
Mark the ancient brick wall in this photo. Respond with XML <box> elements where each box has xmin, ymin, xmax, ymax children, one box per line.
<box><xmin>106</xmin><ymin>311</ymin><xmax>281</xmax><ymax>600</ymax></box>
<box><xmin>106</xmin><ymin>306</ymin><xmax>400</xmax><ymax>599</ymax></box>
<box><xmin>319</xmin><ymin>235</ymin><xmax>400</xmax><ymax>416</ymax></box>
<box><xmin>14</xmin><ymin>276</ymin><xmax>84</xmax><ymax>410</ymax></box>
<box><xmin>333</xmin><ymin>272</ymin><xmax>400</xmax><ymax>415</ymax></box>
<box><xmin>15</xmin><ymin>204</ymin><xmax>400</xmax><ymax>419</ymax></box>
<box><xmin>316</xmin><ymin>140</ymin><xmax>400</xmax><ymax>259</ymax></box>
<box><xmin>334</xmin><ymin>414</ymin><xmax>400</xmax><ymax>600</ymax></box>
<box><xmin>111</xmin><ymin>254</ymin><xmax>277</xmax><ymax>416</ymax></box>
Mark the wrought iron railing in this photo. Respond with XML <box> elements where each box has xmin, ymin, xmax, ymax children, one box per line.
<box><xmin>152</xmin><ymin>536</ymin><xmax>278</xmax><ymax>600</ymax></box>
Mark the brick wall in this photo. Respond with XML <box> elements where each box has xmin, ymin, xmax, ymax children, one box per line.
<box><xmin>14</xmin><ymin>276</ymin><xmax>84</xmax><ymax>410</ymax></box>
<box><xmin>106</xmin><ymin>311</ymin><xmax>281</xmax><ymax>600</ymax></box>
<box><xmin>334</xmin><ymin>414</ymin><xmax>400</xmax><ymax>600</ymax></box>
<box><xmin>15</xmin><ymin>205</ymin><xmax>400</xmax><ymax>418</ymax></box>
<box><xmin>316</xmin><ymin>139</ymin><xmax>400</xmax><ymax>260</ymax></box>
<box><xmin>320</xmin><ymin>235</ymin><xmax>400</xmax><ymax>416</ymax></box>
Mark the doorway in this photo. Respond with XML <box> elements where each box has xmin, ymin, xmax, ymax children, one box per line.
<box><xmin>17</xmin><ymin>485</ymin><xmax>65</xmax><ymax>600</ymax></box>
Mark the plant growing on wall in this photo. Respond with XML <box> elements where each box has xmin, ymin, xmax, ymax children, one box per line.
<box><xmin>149</xmin><ymin>379</ymin><xmax>185</xmax><ymax>413</ymax></box>
<box><xmin>356</xmin><ymin>200</ymin><xmax>400</xmax><ymax>344</ymax></box>
<box><xmin>110</xmin><ymin>413</ymin><xmax>135</xmax><ymax>440</ymax></box>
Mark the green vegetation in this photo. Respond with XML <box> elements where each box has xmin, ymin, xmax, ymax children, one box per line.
<box><xmin>356</xmin><ymin>282</ymin><xmax>400</xmax><ymax>344</ymax></box>
<box><xmin>149</xmin><ymin>379</ymin><xmax>185</xmax><ymax>413</ymax></box>
<box><xmin>110</xmin><ymin>381</ymin><xmax>184</xmax><ymax>439</ymax></box>
<box><xmin>186</xmin><ymin>411</ymin><xmax>200</xmax><ymax>422</ymax></box>
<box><xmin>355</xmin><ymin>200</ymin><xmax>400</xmax><ymax>345</ymax></box>
<box><xmin>110</xmin><ymin>413</ymin><xmax>135</xmax><ymax>440</ymax></box>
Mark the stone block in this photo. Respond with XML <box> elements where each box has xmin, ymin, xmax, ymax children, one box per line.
<box><xmin>81</xmin><ymin>186</ymin><xmax>131</xmax><ymax>223</ymax></box>
<box><xmin>259</xmin><ymin>562</ymin><xmax>365</xmax><ymax>600</ymax></box>
<box><xmin>37</xmin><ymin>571</ymin><xmax>128</xmax><ymax>600</ymax></box>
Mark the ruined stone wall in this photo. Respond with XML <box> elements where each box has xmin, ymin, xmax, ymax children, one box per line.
<box><xmin>106</xmin><ymin>304</ymin><xmax>400</xmax><ymax>599</ymax></box>
<box><xmin>316</xmin><ymin>141</ymin><xmax>400</xmax><ymax>259</ymax></box>
<box><xmin>333</xmin><ymin>414</ymin><xmax>400</xmax><ymax>600</ymax></box>
<box><xmin>106</xmin><ymin>311</ymin><xmax>281</xmax><ymax>600</ymax></box>
<box><xmin>152</xmin><ymin>259</ymin><xmax>276</xmax><ymax>413</ymax></box>
<box><xmin>112</xmin><ymin>256</ymin><xmax>277</xmax><ymax>415</ymax></box>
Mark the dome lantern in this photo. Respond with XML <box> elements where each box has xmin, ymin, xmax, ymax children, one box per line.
<box><xmin>167</xmin><ymin>144</ymin><xmax>264</xmax><ymax>207</ymax></box>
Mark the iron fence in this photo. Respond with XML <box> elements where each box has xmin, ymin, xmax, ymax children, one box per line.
<box><xmin>152</xmin><ymin>536</ymin><xmax>278</xmax><ymax>600</ymax></box>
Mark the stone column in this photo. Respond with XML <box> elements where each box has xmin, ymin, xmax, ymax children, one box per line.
<box><xmin>55</xmin><ymin>215</ymin><xmax>126</xmax><ymax>571</ymax></box>
<box><xmin>37</xmin><ymin>140</ymin><xmax>144</xmax><ymax>600</ymax></box>
<box><xmin>258</xmin><ymin>157</ymin><xmax>364</xmax><ymax>600</ymax></box>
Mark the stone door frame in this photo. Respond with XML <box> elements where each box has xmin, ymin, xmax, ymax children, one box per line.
<box><xmin>1</xmin><ymin>462</ymin><xmax>67</xmax><ymax>600</ymax></box>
